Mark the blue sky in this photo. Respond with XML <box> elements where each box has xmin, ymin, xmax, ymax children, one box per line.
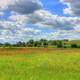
<box><xmin>0</xmin><ymin>0</ymin><xmax>80</xmax><ymax>43</ymax></box>
<box><xmin>41</xmin><ymin>0</ymin><xmax>67</xmax><ymax>16</ymax></box>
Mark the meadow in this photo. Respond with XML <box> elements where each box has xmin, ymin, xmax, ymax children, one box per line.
<box><xmin>0</xmin><ymin>48</ymin><xmax>80</xmax><ymax>80</ymax></box>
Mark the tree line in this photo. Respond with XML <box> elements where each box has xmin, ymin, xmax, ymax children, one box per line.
<box><xmin>0</xmin><ymin>39</ymin><xmax>79</xmax><ymax>48</ymax></box>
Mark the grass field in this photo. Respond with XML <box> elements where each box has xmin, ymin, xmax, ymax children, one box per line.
<box><xmin>0</xmin><ymin>48</ymin><xmax>80</xmax><ymax>80</ymax></box>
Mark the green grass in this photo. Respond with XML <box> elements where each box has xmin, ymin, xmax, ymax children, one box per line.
<box><xmin>0</xmin><ymin>49</ymin><xmax>80</xmax><ymax>80</ymax></box>
<box><xmin>63</xmin><ymin>40</ymin><xmax>80</xmax><ymax>46</ymax></box>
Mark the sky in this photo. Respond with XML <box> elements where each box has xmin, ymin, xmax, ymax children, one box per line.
<box><xmin>0</xmin><ymin>0</ymin><xmax>80</xmax><ymax>43</ymax></box>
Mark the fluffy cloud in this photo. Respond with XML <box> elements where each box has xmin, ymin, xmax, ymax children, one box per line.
<box><xmin>0</xmin><ymin>20</ymin><xmax>42</xmax><ymax>43</ymax></box>
<box><xmin>61</xmin><ymin>0</ymin><xmax>80</xmax><ymax>16</ymax></box>
<box><xmin>63</xmin><ymin>7</ymin><xmax>73</xmax><ymax>15</ymax></box>
<box><xmin>0</xmin><ymin>0</ymin><xmax>11</xmax><ymax>10</ymax></box>
<box><xmin>1</xmin><ymin>9</ymin><xmax>80</xmax><ymax>42</ymax></box>
<box><xmin>9</xmin><ymin>9</ymin><xmax>80</xmax><ymax>31</ymax></box>
<box><xmin>0</xmin><ymin>0</ymin><xmax>42</xmax><ymax>14</ymax></box>
<box><xmin>0</xmin><ymin>0</ymin><xmax>80</xmax><ymax>42</ymax></box>
<box><xmin>28</xmin><ymin>10</ymin><xmax>80</xmax><ymax>31</ymax></box>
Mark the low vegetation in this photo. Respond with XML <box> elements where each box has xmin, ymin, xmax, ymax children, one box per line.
<box><xmin>0</xmin><ymin>48</ymin><xmax>80</xmax><ymax>80</ymax></box>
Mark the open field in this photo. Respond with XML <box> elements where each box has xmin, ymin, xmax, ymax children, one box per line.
<box><xmin>0</xmin><ymin>48</ymin><xmax>80</xmax><ymax>80</ymax></box>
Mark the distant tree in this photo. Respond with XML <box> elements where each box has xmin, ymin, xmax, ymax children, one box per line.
<box><xmin>56</xmin><ymin>41</ymin><xmax>63</xmax><ymax>48</ymax></box>
<box><xmin>16</xmin><ymin>41</ymin><xmax>26</xmax><ymax>47</ymax></box>
<box><xmin>0</xmin><ymin>43</ymin><xmax>3</xmax><ymax>47</ymax></box>
<box><xmin>0</xmin><ymin>39</ymin><xmax>80</xmax><ymax>48</ymax></box>
<box><xmin>63</xmin><ymin>39</ymin><xmax>69</xmax><ymax>42</ymax></box>
<box><xmin>4</xmin><ymin>42</ymin><xmax>11</xmax><ymax>47</ymax></box>
<box><xmin>27</xmin><ymin>39</ymin><xmax>34</xmax><ymax>47</ymax></box>
<box><xmin>39</xmin><ymin>39</ymin><xmax>48</xmax><ymax>47</ymax></box>
<box><xmin>34</xmin><ymin>41</ymin><xmax>41</xmax><ymax>47</ymax></box>
<box><xmin>50</xmin><ymin>40</ymin><xmax>58</xmax><ymax>46</ymax></box>
<box><xmin>71</xmin><ymin>44</ymin><xmax>78</xmax><ymax>48</ymax></box>
<box><xmin>43</xmin><ymin>42</ymin><xmax>48</xmax><ymax>48</ymax></box>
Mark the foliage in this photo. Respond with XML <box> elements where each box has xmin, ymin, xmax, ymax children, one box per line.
<box><xmin>0</xmin><ymin>39</ymin><xmax>80</xmax><ymax>48</ymax></box>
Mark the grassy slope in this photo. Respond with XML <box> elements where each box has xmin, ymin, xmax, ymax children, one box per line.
<box><xmin>0</xmin><ymin>49</ymin><xmax>80</xmax><ymax>80</ymax></box>
<box><xmin>64</xmin><ymin>40</ymin><xmax>80</xmax><ymax>45</ymax></box>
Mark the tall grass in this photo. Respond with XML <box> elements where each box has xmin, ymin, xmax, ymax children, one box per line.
<box><xmin>0</xmin><ymin>49</ymin><xmax>80</xmax><ymax>80</ymax></box>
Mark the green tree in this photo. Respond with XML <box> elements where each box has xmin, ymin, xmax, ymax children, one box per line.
<box><xmin>56</xmin><ymin>41</ymin><xmax>63</xmax><ymax>48</ymax></box>
<box><xmin>4</xmin><ymin>42</ymin><xmax>11</xmax><ymax>47</ymax></box>
<box><xmin>71</xmin><ymin>44</ymin><xmax>78</xmax><ymax>48</ymax></box>
<box><xmin>27</xmin><ymin>39</ymin><xmax>34</xmax><ymax>47</ymax></box>
<box><xmin>16</xmin><ymin>41</ymin><xmax>26</xmax><ymax>47</ymax></box>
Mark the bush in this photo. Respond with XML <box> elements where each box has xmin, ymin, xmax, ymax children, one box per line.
<box><xmin>71</xmin><ymin>44</ymin><xmax>78</xmax><ymax>48</ymax></box>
